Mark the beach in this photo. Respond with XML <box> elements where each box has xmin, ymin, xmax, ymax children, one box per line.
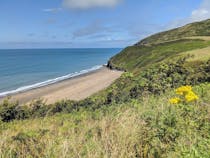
<box><xmin>0</xmin><ymin>67</ymin><xmax>123</xmax><ymax>104</ymax></box>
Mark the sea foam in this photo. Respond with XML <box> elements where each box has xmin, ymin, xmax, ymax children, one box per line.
<box><xmin>0</xmin><ymin>65</ymin><xmax>103</xmax><ymax>97</ymax></box>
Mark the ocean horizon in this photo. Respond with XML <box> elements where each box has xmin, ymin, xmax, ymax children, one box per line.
<box><xmin>0</xmin><ymin>48</ymin><xmax>121</xmax><ymax>97</ymax></box>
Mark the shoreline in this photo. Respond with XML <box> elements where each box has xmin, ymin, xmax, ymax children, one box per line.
<box><xmin>0</xmin><ymin>67</ymin><xmax>123</xmax><ymax>104</ymax></box>
<box><xmin>0</xmin><ymin>65</ymin><xmax>104</xmax><ymax>98</ymax></box>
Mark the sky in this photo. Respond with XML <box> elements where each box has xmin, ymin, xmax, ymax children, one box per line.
<box><xmin>0</xmin><ymin>0</ymin><xmax>210</xmax><ymax>49</ymax></box>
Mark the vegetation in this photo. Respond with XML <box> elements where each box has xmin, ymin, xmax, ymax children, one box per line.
<box><xmin>1</xmin><ymin>19</ymin><xmax>210</xmax><ymax>157</ymax></box>
<box><xmin>0</xmin><ymin>57</ymin><xmax>209</xmax><ymax>123</ymax></box>
<box><xmin>108</xmin><ymin>39</ymin><xmax>210</xmax><ymax>71</ymax></box>
<box><xmin>136</xmin><ymin>19</ymin><xmax>210</xmax><ymax>46</ymax></box>
<box><xmin>0</xmin><ymin>84</ymin><xmax>209</xmax><ymax>157</ymax></box>
<box><xmin>169</xmin><ymin>85</ymin><xmax>199</xmax><ymax>104</ymax></box>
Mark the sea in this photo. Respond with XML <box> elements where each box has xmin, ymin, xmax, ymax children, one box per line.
<box><xmin>0</xmin><ymin>48</ymin><xmax>121</xmax><ymax>97</ymax></box>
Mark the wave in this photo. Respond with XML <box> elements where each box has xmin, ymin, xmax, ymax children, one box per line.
<box><xmin>0</xmin><ymin>65</ymin><xmax>104</xmax><ymax>97</ymax></box>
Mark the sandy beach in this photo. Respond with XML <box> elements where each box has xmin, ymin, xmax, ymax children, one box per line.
<box><xmin>0</xmin><ymin>67</ymin><xmax>123</xmax><ymax>104</ymax></box>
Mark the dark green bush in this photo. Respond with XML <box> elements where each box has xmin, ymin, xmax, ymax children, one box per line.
<box><xmin>15</xmin><ymin>105</ymin><xmax>31</xmax><ymax>120</ymax></box>
<box><xmin>49</xmin><ymin>100</ymin><xmax>76</xmax><ymax>114</ymax></box>
<box><xmin>0</xmin><ymin>99</ymin><xmax>19</xmax><ymax>122</ymax></box>
<box><xmin>30</xmin><ymin>99</ymin><xmax>49</xmax><ymax>117</ymax></box>
<box><xmin>129</xmin><ymin>58</ymin><xmax>210</xmax><ymax>98</ymax></box>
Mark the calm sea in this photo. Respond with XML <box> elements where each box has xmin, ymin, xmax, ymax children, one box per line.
<box><xmin>0</xmin><ymin>48</ymin><xmax>121</xmax><ymax>96</ymax></box>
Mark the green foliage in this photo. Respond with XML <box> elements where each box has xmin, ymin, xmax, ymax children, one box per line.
<box><xmin>0</xmin><ymin>84</ymin><xmax>209</xmax><ymax>157</ymax></box>
<box><xmin>106</xmin><ymin>57</ymin><xmax>210</xmax><ymax>104</ymax></box>
<box><xmin>1</xmin><ymin>57</ymin><xmax>209</xmax><ymax>123</ymax></box>
<box><xmin>108</xmin><ymin>39</ymin><xmax>210</xmax><ymax>71</ymax></box>
<box><xmin>0</xmin><ymin>99</ymin><xmax>28</xmax><ymax>122</ymax></box>
<box><xmin>137</xmin><ymin>19</ymin><xmax>210</xmax><ymax>46</ymax></box>
<box><xmin>0</xmin><ymin>18</ymin><xmax>210</xmax><ymax>157</ymax></box>
<box><xmin>49</xmin><ymin>100</ymin><xmax>77</xmax><ymax>114</ymax></box>
<box><xmin>108</xmin><ymin>20</ymin><xmax>210</xmax><ymax>72</ymax></box>
<box><xmin>11</xmin><ymin>130</ymin><xmax>49</xmax><ymax>157</ymax></box>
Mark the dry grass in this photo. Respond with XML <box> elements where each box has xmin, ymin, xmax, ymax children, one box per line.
<box><xmin>182</xmin><ymin>46</ymin><xmax>210</xmax><ymax>61</ymax></box>
<box><xmin>0</xmin><ymin>84</ymin><xmax>210</xmax><ymax>158</ymax></box>
<box><xmin>184</xmin><ymin>36</ymin><xmax>210</xmax><ymax>41</ymax></box>
<box><xmin>0</xmin><ymin>105</ymin><xmax>146</xmax><ymax>158</ymax></box>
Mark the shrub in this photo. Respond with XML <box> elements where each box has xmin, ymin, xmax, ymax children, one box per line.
<box><xmin>0</xmin><ymin>99</ymin><xmax>19</xmax><ymax>122</ymax></box>
<box><xmin>15</xmin><ymin>105</ymin><xmax>31</xmax><ymax>120</ymax></box>
<box><xmin>49</xmin><ymin>100</ymin><xmax>76</xmax><ymax>114</ymax></box>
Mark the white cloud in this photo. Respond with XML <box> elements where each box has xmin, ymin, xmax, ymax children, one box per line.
<box><xmin>190</xmin><ymin>0</ymin><xmax>210</xmax><ymax>22</ymax></box>
<box><xmin>168</xmin><ymin>0</ymin><xmax>210</xmax><ymax>29</ymax></box>
<box><xmin>43</xmin><ymin>8</ymin><xmax>62</xmax><ymax>13</ymax></box>
<box><xmin>192</xmin><ymin>9</ymin><xmax>208</xmax><ymax>18</ymax></box>
<box><xmin>62</xmin><ymin>0</ymin><xmax>122</xmax><ymax>9</ymax></box>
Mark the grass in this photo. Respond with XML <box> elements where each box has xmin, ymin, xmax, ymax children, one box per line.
<box><xmin>136</xmin><ymin>19</ymin><xmax>210</xmax><ymax>46</ymax></box>
<box><xmin>184</xmin><ymin>36</ymin><xmax>210</xmax><ymax>41</ymax></box>
<box><xmin>0</xmin><ymin>84</ymin><xmax>210</xmax><ymax>157</ymax></box>
<box><xmin>1</xmin><ymin>19</ymin><xmax>210</xmax><ymax>158</ymax></box>
<box><xmin>109</xmin><ymin>39</ymin><xmax>210</xmax><ymax>71</ymax></box>
<box><xmin>181</xmin><ymin>46</ymin><xmax>210</xmax><ymax>62</ymax></box>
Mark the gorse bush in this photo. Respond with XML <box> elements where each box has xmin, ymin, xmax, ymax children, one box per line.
<box><xmin>107</xmin><ymin>57</ymin><xmax>210</xmax><ymax>103</ymax></box>
<box><xmin>0</xmin><ymin>99</ymin><xmax>19</xmax><ymax>122</ymax></box>
<box><xmin>0</xmin><ymin>99</ymin><xmax>78</xmax><ymax>122</ymax></box>
<box><xmin>0</xmin><ymin>99</ymin><xmax>31</xmax><ymax>122</ymax></box>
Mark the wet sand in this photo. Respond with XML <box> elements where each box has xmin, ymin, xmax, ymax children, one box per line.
<box><xmin>0</xmin><ymin>67</ymin><xmax>123</xmax><ymax>104</ymax></box>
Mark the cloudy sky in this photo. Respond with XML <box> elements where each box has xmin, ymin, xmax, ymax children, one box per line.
<box><xmin>0</xmin><ymin>0</ymin><xmax>210</xmax><ymax>49</ymax></box>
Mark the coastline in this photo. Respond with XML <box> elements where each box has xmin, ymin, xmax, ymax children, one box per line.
<box><xmin>0</xmin><ymin>67</ymin><xmax>123</xmax><ymax>104</ymax></box>
<box><xmin>0</xmin><ymin>65</ymin><xmax>104</xmax><ymax>98</ymax></box>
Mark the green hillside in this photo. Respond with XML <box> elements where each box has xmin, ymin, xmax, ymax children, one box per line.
<box><xmin>137</xmin><ymin>19</ymin><xmax>210</xmax><ymax>46</ymax></box>
<box><xmin>1</xmin><ymin>19</ymin><xmax>210</xmax><ymax>157</ymax></box>
<box><xmin>108</xmin><ymin>19</ymin><xmax>210</xmax><ymax>72</ymax></box>
<box><xmin>108</xmin><ymin>39</ymin><xmax>210</xmax><ymax>71</ymax></box>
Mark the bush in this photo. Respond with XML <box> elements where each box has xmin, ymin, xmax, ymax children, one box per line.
<box><xmin>0</xmin><ymin>99</ymin><xmax>19</xmax><ymax>122</ymax></box>
<box><xmin>49</xmin><ymin>100</ymin><xmax>76</xmax><ymax>114</ymax></box>
<box><xmin>128</xmin><ymin>57</ymin><xmax>210</xmax><ymax>99</ymax></box>
<box><xmin>15</xmin><ymin>105</ymin><xmax>31</xmax><ymax>120</ymax></box>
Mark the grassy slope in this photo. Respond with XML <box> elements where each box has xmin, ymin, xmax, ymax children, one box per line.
<box><xmin>1</xmin><ymin>19</ymin><xmax>210</xmax><ymax>157</ymax></box>
<box><xmin>108</xmin><ymin>39</ymin><xmax>210</xmax><ymax>71</ymax></box>
<box><xmin>109</xmin><ymin>19</ymin><xmax>210</xmax><ymax>72</ymax></box>
<box><xmin>136</xmin><ymin>19</ymin><xmax>210</xmax><ymax>46</ymax></box>
<box><xmin>1</xmin><ymin>84</ymin><xmax>210</xmax><ymax>157</ymax></box>
<box><xmin>183</xmin><ymin>46</ymin><xmax>210</xmax><ymax>61</ymax></box>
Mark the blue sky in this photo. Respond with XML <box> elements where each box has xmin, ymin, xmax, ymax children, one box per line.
<box><xmin>0</xmin><ymin>0</ymin><xmax>210</xmax><ymax>48</ymax></box>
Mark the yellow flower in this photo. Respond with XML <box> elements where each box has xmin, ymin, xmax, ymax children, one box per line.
<box><xmin>170</xmin><ymin>85</ymin><xmax>199</xmax><ymax>104</ymax></box>
<box><xmin>175</xmin><ymin>85</ymin><xmax>192</xmax><ymax>95</ymax></box>
<box><xmin>169</xmin><ymin>97</ymin><xmax>181</xmax><ymax>104</ymax></box>
<box><xmin>185</xmin><ymin>91</ymin><xmax>199</xmax><ymax>102</ymax></box>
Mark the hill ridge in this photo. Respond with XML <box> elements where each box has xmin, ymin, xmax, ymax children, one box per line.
<box><xmin>136</xmin><ymin>19</ymin><xmax>210</xmax><ymax>46</ymax></box>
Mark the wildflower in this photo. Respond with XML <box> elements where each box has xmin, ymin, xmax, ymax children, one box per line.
<box><xmin>185</xmin><ymin>91</ymin><xmax>199</xmax><ymax>102</ymax></box>
<box><xmin>175</xmin><ymin>85</ymin><xmax>192</xmax><ymax>95</ymax></box>
<box><xmin>169</xmin><ymin>85</ymin><xmax>199</xmax><ymax>104</ymax></box>
<box><xmin>169</xmin><ymin>97</ymin><xmax>181</xmax><ymax>104</ymax></box>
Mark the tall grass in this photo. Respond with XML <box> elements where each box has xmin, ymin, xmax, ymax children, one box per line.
<box><xmin>0</xmin><ymin>84</ymin><xmax>209</xmax><ymax>157</ymax></box>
